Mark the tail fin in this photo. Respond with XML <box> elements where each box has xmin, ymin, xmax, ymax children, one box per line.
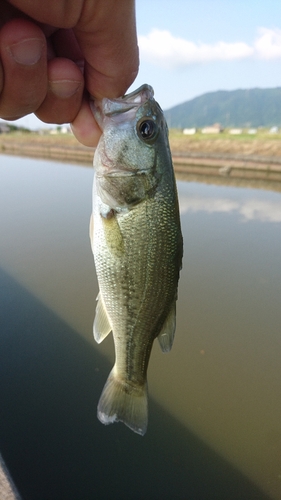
<box><xmin>97</xmin><ymin>369</ymin><xmax>148</xmax><ymax>436</ymax></box>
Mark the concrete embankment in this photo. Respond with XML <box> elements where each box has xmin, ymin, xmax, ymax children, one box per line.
<box><xmin>172</xmin><ymin>151</ymin><xmax>281</xmax><ymax>182</ymax></box>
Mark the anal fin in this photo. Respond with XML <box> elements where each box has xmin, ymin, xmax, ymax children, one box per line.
<box><xmin>94</xmin><ymin>292</ymin><xmax>112</xmax><ymax>344</ymax></box>
<box><xmin>157</xmin><ymin>301</ymin><xmax>176</xmax><ymax>353</ymax></box>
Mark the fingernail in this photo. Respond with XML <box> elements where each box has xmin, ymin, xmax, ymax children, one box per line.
<box><xmin>50</xmin><ymin>80</ymin><xmax>82</xmax><ymax>98</ymax></box>
<box><xmin>9</xmin><ymin>38</ymin><xmax>44</xmax><ymax>65</ymax></box>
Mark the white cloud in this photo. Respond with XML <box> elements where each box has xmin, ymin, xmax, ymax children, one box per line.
<box><xmin>138</xmin><ymin>29</ymin><xmax>253</xmax><ymax>68</ymax></box>
<box><xmin>178</xmin><ymin>194</ymin><xmax>281</xmax><ymax>223</ymax></box>
<box><xmin>254</xmin><ymin>27</ymin><xmax>281</xmax><ymax>59</ymax></box>
<box><xmin>239</xmin><ymin>199</ymin><xmax>281</xmax><ymax>222</ymax></box>
<box><xmin>138</xmin><ymin>28</ymin><xmax>281</xmax><ymax>68</ymax></box>
<box><xmin>179</xmin><ymin>196</ymin><xmax>239</xmax><ymax>215</ymax></box>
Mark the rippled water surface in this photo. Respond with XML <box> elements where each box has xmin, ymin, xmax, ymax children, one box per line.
<box><xmin>0</xmin><ymin>154</ymin><xmax>281</xmax><ymax>499</ymax></box>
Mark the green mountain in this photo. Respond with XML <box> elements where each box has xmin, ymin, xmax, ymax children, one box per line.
<box><xmin>164</xmin><ymin>88</ymin><xmax>281</xmax><ymax>129</ymax></box>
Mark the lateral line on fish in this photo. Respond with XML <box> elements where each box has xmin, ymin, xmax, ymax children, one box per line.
<box><xmin>125</xmin><ymin>199</ymin><xmax>154</xmax><ymax>380</ymax></box>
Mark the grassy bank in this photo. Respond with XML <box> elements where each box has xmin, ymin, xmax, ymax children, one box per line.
<box><xmin>1</xmin><ymin>129</ymin><xmax>281</xmax><ymax>159</ymax></box>
<box><xmin>168</xmin><ymin>128</ymin><xmax>281</xmax><ymax>156</ymax></box>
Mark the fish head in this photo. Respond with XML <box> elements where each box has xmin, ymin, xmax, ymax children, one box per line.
<box><xmin>92</xmin><ymin>84</ymin><xmax>169</xmax><ymax>210</ymax></box>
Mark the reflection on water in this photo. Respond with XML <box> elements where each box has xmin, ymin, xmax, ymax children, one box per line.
<box><xmin>179</xmin><ymin>189</ymin><xmax>281</xmax><ymax>222</ymax></box>
<box><xmin>0</xmin><ymin>154</ymin><xmax>281</xmax><ymax>499</ymax></box>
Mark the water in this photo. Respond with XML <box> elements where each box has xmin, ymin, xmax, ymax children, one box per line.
<box><xmin>0</xmin><ymin>154</ymin><xmax>281</xmax><ymax>499</ymax></box>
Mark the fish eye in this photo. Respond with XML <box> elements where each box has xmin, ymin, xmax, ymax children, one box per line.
<box><xmin>137</xmin><ymin>119</ymin><xmax>158</xmax><ymax>143</ymax></box>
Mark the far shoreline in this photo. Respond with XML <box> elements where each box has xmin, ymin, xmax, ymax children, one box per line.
<box><xmin>1</xmin><ymin>131</ymin><xmax>281</xmax><ymax>189</ymax></box>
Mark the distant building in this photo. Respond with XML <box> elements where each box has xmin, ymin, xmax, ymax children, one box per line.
<box><xmin>183</xmin><ymin>128</ymin><xmax>196</xmax><ymax>135</ymax></box>
<box><xmin>38</xmin><ymin>128</ymin><xmax>51</xmax><ymax>135</ymax></box>
<box><xmin>248</xmin><ymin>128</ymin><xmax>257</xmax><ymax>134</ymax></box>
<box><xmin>61</xmin><ymin>126</ymin><xmax>71</xmax><ymax>134</ymax></box>
<box><xmin>49</xmin><ymin>126</ymin><xmax>71</xmax><ymax>135</ymax></box>
<box><xmin>201</xmin><ymin>123</ymin><xmax>222</xmax><ymax>134</ymax></box>
<box><xmin>229</xmin><ymin>128</ymin><xmax>242</xmax><ymax>135</ymax></box>
<box><xmin>269</xmin><ymin>126</ymin><xmax>278</xmax><ymax>134</ymax></box>
<box><xmin>0</xmin><ymin>122</ymin><xmax>10</xmax><ymax>133</ymax></box>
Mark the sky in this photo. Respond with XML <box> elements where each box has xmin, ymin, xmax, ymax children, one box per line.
<box><xmin>6</xmin><ymin>0</ymin><xmax>281</xmax><ymax>130</ymax></box>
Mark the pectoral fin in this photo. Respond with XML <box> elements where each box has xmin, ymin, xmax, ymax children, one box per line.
<box><xmin>94</xmin><ymin>293</ymin><xmax>112</xmax><ymax>344</ymax></box>
<box><xmin>101</xmin><ymin>213</ymin><xmax>124</xmax><ymax>258</ymax></box>
<box><xmin>157</xmin><ymin>301</ymin><xmax>176</xmax><ymax>353</ymax></box>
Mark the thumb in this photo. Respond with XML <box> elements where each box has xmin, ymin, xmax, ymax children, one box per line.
<box><xmin>74</xmin><ymin>0</ymin><xmax>139</xmax><ymax>99</ymax></box>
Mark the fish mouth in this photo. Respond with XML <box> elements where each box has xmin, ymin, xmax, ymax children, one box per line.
<box><xmin>104</xmin><ymin>169</ymin><xmax>149</xmax><ymax>177</ymax></box>
<box><xmin>96</xmin><ymin>138</ymin><xmax>153</xmax><ymax>177</ymax></box>
<box><xmin>106</xmin><ymin>85</ymin><xmax>154</xmax><ymax>116</ymax></box>
<box><xmin>91</xmin><ymin>84</ymin><xmax>154</xmax><ymax>127</ymax></box>
<box><xmin>97</xmin><ymin>167</ymin><xmax>150</xmax><ymax>178</ymax></box>
<box><xmin>97</xmin><ymin>148</ymin><xmax>146</xmax><ymax>176</ymax></box>
<box><xmin>123</xmin><ymin>84</ymin><xmax>154</xmax><ymax>100</ymax></box>
<box><xmin>120</xmin><ymin>84</ymin><xmax>154</xmax><ymax>107</ymax></box>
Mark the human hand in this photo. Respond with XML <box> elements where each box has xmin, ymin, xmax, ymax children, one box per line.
<box><xmin>0</xmin><ymin>0</ymin><xmax>139</xmax><ymax>146</ymax></box>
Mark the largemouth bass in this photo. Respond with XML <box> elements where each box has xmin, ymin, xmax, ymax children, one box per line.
<box><xmin>90</xmin><ymin>84</ymin><xmax>183</xmax><ymax>435</ymax></box>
